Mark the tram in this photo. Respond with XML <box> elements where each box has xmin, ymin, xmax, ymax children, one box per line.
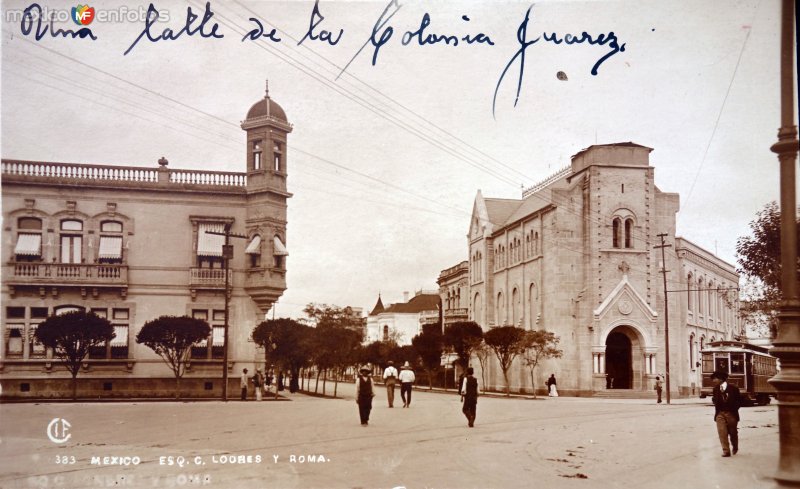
<box><xmin>699</xmin><ymin>340</ymin><xmax>778</xmax><ymax>406</ymax></box>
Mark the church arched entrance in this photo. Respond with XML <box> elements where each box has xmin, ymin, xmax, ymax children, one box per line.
<box><xmin>606</xmin><ymin>330</ymin><xmax>632</xmax><ymax>389</ymax></box>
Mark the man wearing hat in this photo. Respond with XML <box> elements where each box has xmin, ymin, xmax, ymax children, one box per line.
<box><xmin>711</xmin><ymin>369</ymin><xmax>742</xmax><ymax>457</ymax></box>
<box><xmin>398</xmin><ymin>361</ymin><xmax>416</xmax><ymax>408</ymax></box>
<box><xmin>355</xmin><ymin>366</ymin><xmax>375</xmax><ymax>426</ymax></box>
<box><xmin>383</xmin><ymin>361</ymin><xmax>399</xmax><ymax>408</ymax></box>
<box><xmin>240</xmin><ymin>368</ymin><xmax>249</xmax><ymax>401</ymax></box>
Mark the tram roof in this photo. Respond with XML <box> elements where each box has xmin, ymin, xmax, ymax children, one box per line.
<box><xmin>701</xmin><ymin>340</ymin><xmax>771</xmax><ymax>355</ymax></box>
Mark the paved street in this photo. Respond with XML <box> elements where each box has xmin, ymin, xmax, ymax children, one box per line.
<box><xmin>0</xmin><ymin>384</ymin><xmax>780</xmax><ymax>489</ymax></box>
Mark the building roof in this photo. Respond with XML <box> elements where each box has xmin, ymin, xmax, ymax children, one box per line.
<box><xmin>383</xmin><ymin>293</ymin><xmax>440</xmax><ymax>314</ymax></box>
<box><xmin>246</xmin><ymin>96</ymin><xmax>288</xmax><ymax>122</ymax></box>
<box><xmin>483</xmin><ymin>198</ymin><xmax>522</xmax><ymax>227</ymax></box>
<box><xmin>369</xmin><ymin>295</ymin><xmax>385</xmax><ymax>316</ymax></box>
<box><xmin>571</xmin><ymin>141</ymin><xmax>653</xmax><ymax>159</ymax></box>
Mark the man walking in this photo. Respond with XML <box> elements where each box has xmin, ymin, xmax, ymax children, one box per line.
<box><xmin>711</xmin><ymin>370</ymin><xmax>742</xmax><ymax>457</ymax></box>
<box><xmin>399</xmin><ymin>361</ymin><xmax>416</xmax><ymax>408</ymax></box>
<box><xmin>383</xmin><ymin>360</ymin><xmax>399</xmax><ymax>408</ymax></box>
<box><xmin>460</xmin><ymin>367</ymin><xmax>479</xmax><ymax>427</ymax></box>
<box><xmin>655</xmin><ymin>376</ymin><xmax>663</xmax><ymax>404</ymax></box>
<box><xmin>240</xmin><ymin>368</ymin><xmax>249</xmax><ymax>401</ymax></box>
<box><xmin>355</xmin><ymin>366</ymin><xmax>375</xmax><ymax>426</ymax></box>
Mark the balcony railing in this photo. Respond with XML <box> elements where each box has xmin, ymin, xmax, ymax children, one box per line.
<box><xmin>7</xmin><ymin>263</ymin><xmax>128</xmax><ymax>285</ymax></box>
<box><xmin>444</xmin><ymin>308</ymin><xmax>469</xmax><ymax>319</ymax></box>
<box><xmin>189</xmin><ymin>268</ymin><xmax>233</xmax><ymax>288</ymax></box>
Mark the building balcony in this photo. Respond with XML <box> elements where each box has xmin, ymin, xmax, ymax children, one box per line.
<box><xmin>189</xmin><ymin>268</ymin><xmax>233</xmax><ymax>289</ymax></box>
<box><xmin>5</xmin><ymin>262</ymin><xmax>128</xmax><ymax>287</ymax></box>
<box><xmin>444</xmin><ymin>308</ymin><xmax>469</xmax><ymax>321</ymax></box>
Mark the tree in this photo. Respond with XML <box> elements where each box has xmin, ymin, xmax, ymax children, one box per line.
<box><xmin>483</xmin><ymin>326</ymin><xmax>527</xmax><ymax>396</ymax></box>
<box><xmin>412</xmin><ymin>324</ymin><xmax>444</xmax><ymax>390</ymax></box>
<box><xmin>521</xmin><ymin>330</ymin><xmax>563</xmax><ymax>398</ymax></box>
<box><xmin>35</xmin><ymin>311</ymin><xmax>115</xmax><ymax>400</ymax></box>
<box><xmin>252</xmin><ymin>318</ymin><xmax>313</xmax><ymax>396</ymax></box>
<box><xmin>473</xmin><ymin>342</ymin><xmax>491</xmax><ymax>393</ymax></box>
<box><xmin>302</xmin><ymin>303</ymin><xmax>364</xmax><ymax>338</ymax></box>
<box><xmin>736</xmin><ymin>202</ymin><xmax>800</xmax><ymax>337</ymax></box>
<box><xmin>443</xmin><ymin>321</ymin><xmax>483</xmax><ymax>370</ymax></box>
<box><xmin>136</xmin><ymin>316</ymin><xmax>210</xmax><ymax>399</ymax></box>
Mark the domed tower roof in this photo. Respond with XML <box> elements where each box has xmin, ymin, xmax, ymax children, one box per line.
<box><xmin>246</xmin><ymin>97</ymin><xmax>287</xmax><ymax>121</ymax></box>
<box><xmin>241</xmin><ymin>81</ymin><xmax>292</xmax><ymax>132</ymax></box>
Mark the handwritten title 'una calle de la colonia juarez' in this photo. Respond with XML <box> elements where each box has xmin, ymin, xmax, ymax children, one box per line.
<box><xmin>18</xmin><ymin>0</ymin><xmax>627</xmax><ymax>117</ymax></box>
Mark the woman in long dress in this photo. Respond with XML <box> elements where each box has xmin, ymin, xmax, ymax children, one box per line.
<box><xmin>547</xmin><ymin>374</ymin><xmax>558</xmax><ymax>397</ymax></box>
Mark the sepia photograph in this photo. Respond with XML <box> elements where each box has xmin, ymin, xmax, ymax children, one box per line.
<box><xmin>1</xmin><ymin>0</ymin><xmax>798</xmax><ymax>488</ymax></box>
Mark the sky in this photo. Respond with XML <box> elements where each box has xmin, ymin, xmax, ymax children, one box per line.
<box><xmin>1</xmin><ymin>0</ymin><xmax>796</xmax><ymax>319</ymax></box>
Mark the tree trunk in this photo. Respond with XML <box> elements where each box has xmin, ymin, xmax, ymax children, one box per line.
<box><xmin>71</xmin><ymin>372</ymin><xmax>78</xmax><ymax>401</ymax></box>
<box><xmin>427</xmin><ymin>368</ymin><xmax>433</xmax><ymax>390</ymax></box>
<box><xmin>175</xmin><ymin>375</ymin><xmax>181</xmax><ymax>400</ymax></box>
<box><xmin>334</xmin><ymin>369</ymin><xmax>339</xmax><ymax>398</ymax></box>
<box><xmin>530</xmin><ymin>368</ymin><xmax>537</xmax><ymax>399</ymax></box>
<box><xmin>322</xmin><ymin>369</ymin><xmax>327</xmax><ymax>395</ymax></box>
<box><xmin>503</xmin><ymin>368</ymin><xmax>510</xmax><ymax>396</ymax></box>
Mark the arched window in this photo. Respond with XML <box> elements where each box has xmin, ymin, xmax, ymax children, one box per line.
<box><xmin>473</xmin><ymin>292</ymin><xmax>482</xmax><ymax>326</ymax></box>
<box><xmin>698</xmin><ymin>278</ymin><xmax>705</xmax><ymax>315</ymax></box>
<box><xmin>383</xmin><ymin>325</ymin><xmax>389</xmax><ymax>342</ymax></box>
<box><xmin>529</xmin><ymin>283</ymin><xmax>539</xmax><ymax>329</ymax></box>
<box><xmin>708</xmin><ymin>280</ymin><xmax>715</xmax><ymax>320</ymax></box>
<box><xmin>496</xmin><ymin>291</ymin><xmax>504</xmax><ymax>325</ymax></box>
<box><xmin>534</xmin><ymin>232</ymin><xmax>539</xmax><ymax>255</ymax></box>
<box><xmin>624</xmin><ymin>219</ymin><xmax>633</xmax><ymax>248</ymax></box>
<box><xmin>60</xmin><ymin>219</ymin><xmax>84</xmax><ymax>264</ymax></box>
<box><xmin>687</xmin><ymin>273</ymin><xmax>694</xmax><ymax>312</ymax></box>
<box><xmin>15</xmin><ymin>217</ymin><xmax>43</xmax><ymax>262</ymax></box>
<box><xmin>612</xmin><ymin>218</ymin><xmax>621</xmax><ymax>248</ymax></box>
<box><xmin>512</xmin><ymin>287</ymin><xmax>520</xmax><ymax>326</ymax></box>
<box><xmin>689</xmin><ymin>334</ymin><xmax>695</xmax><ymax>369</ymax></box>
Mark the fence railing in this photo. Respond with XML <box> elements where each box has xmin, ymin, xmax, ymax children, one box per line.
<box><xmin>2</xmin><ymin>160</ymin><xmax>247</xmax><ymax>187</ymax></box>
<box><xmin>9</xmin><ymin>263</ymin><xmax>128</xmax><ymax>284</ymax></box>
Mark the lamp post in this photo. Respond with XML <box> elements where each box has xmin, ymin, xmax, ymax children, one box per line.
<box><xmin>207</xmin><ymin>226</ymin><xmax>249</xmax><ymax>402</ymax></box>
<box><xmin>768</xmin><ymin>0</ymin><xmax>800</xmax><ymax>485</ymax></box>
<box><xmin>655</xmin><ymin>233</ymin><xmax>672</xmax><ymax>404</ymax></box>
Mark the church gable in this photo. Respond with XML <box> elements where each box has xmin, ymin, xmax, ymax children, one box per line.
<box><xmin>593</xmin><ymin>275</ymin><xmax>658</xmax><ymax>323</ymax></box>
<box><xmin>469</xmin><ymin>191</ymin><xmax>492</xmax><ymax>240</ymax></box>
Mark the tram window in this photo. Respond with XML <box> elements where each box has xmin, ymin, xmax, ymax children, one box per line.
<box><xmin>714</xmin><ymin>357</ymin><xmax>729</xmax><ymax>373</ymax></box>
<box><xmin>702</xmin><ymin>354</ymin><xmax>714</xmax><ymax>372</ymax></box>
<box><xmin>730</xmin><ymin>353</ymin><xmax>745</xmax><ymax>374</ymax></box>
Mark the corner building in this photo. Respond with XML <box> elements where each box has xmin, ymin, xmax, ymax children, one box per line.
<box><xmin>464</xmin><ymin>143</ymin><xmax>742</xmax><ymax>397</ymax></box>
<box><xmin>0</xmin><ymin>91</ymin><xmax>292</xmax><ymax>398</ymax></box>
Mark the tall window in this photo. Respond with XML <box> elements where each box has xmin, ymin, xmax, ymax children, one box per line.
<box><xmin>689</xmin><ymin>334</ymin><xmax>695</xmax><ymax>369</ymax></box>
<box><xmin>529</xmin><ymin>283</ymin><xmax>539</xmax><ymax>329</ymax></box>
<box><xmin>5</xmin><ymin>306</ymin><xmax>49</xmax><ymax>358</ymax></box>
<box><xmin>273</xmin><ymin>235</ymin><xmax>288</xmax><ymax>268</ymax></box>
<box><xmin>252</xmin><ymin>140</ymin><xmax>263</xmax><ymax>170</ymax></box>
<box><xmin>191</xmin><ymin>309</ymin><xmax>225</xmax><ymax>360</ymax></box>
<box><xmin>687</xmin><ymin>273</ymin><xmax>694</xmax><ymax>312</ymax></box>
<box><xmin>624</xmin><ymin>219</ymin><xmax>633</xmax><ymax>248</ymax></box>
<box><xmin>512</xmin><ymin>287</ymin><xmax>520</xmax><ymax>326</ymax></box>
<box><xmin>60</xmin><ymin>219</ymin><xmax>83</xmax><ymax>264</ymax></box>
<box><xmin>196</xmin><ymin>223</ymin><xmax>225</xmax><ymax>268</ymax></box>
<box><xmin>273</xmin><ymin>142</ymin><xmax>283</xmax><ymax>172</ymax></box>
<box><xmin>383</xmin><ymin>325</ymin><xmax>389</xmax><ymax>341</ymax></box>
<box><xmin>15</xmin><ymin>217</ymin><xmax>43</xmax><ymax>262</ymax></box>
<box><xmin>612</xmin><ymin>218</ymin><xmax>621</xmax><ymax>248</ymax></box>
<box><xmin>98</xmin><ymin>220</ymin><xmax>124</xmax><ymax>264</ymax></box>
<box><xmin>496</xmin><ymin>291</ymin><xmax>504</xmax><ymax>325</ymax></box>
<box><xmin>89</xmin><ymin>308</ymin><xmax>130</xmax><ymax>359</ymax></box>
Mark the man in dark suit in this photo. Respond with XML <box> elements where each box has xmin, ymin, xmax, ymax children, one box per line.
<box><xmin>711</xmin><ymin>370</ymin><xmax>742</xmax><ymax>457</ymax></box>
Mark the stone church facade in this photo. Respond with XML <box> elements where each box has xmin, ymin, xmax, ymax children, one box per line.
<box><xmin>458</xmin><ymin>143</ymin><xmax>742</xmax><ymax>397</ymax></box>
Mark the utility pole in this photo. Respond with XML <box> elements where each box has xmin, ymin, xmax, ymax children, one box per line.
<box><xmin>769</xmin><ymin>0</ymin><xmax>800</xmax><ymax>485</ymax></box>
<box><xmin>207</xmin><ymin>226</ymin><xmax>249</xmax><ymax>402</ymax></box>
<box><xmin>655</xmin><ymin>233</ymin><xmax>672</xmax><ymax>404</ymax></box>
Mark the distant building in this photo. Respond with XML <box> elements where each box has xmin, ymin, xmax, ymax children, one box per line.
<box><xmin>365</xmin><ymin>291</ymin><xmax>441</xmax><ymax>345</ymax></box>
<box><xmin>0</xmin><ymin>89</ymin><xmax>293</xmax><ymax>398</ymax></box>
<box><xmin>437</xmin><ymin>261</ymin><xmax>469</xmax><ymax>328</ymax></box>
<box><xmin>444</xmin><ymin>142</ymin><xmax>742</xmax><ymax>397</ymax></box>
